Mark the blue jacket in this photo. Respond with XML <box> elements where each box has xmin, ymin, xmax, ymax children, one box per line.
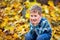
<box><xmin>30</xmin><ymin>17</ymin><xmax>52</xmax><ymax>36</ymax></box>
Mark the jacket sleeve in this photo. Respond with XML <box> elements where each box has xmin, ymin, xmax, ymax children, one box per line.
<box><xmin>42</xmin><ymin>20</ymin><xmax>52</xmax><ymax>36</ymax></box>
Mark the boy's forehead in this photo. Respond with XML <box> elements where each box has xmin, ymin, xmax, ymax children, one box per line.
<box><xmin>30</xmin><ymin>10</ymin><xmax>38</xmax><ymax>13</ymax></box>
<box><xmin>30</xmin><ymin>11</ymin><xmax>38</xmax><ymax>15</ymax></box>
<box><xmin>30</xmin><ymin>12</ymin><xmax>39</xmax><ymax>15</ymax></box>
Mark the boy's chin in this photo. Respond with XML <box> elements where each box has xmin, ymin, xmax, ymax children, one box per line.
<box><xmin>32</xmin><ymin>23</ymin><xmax>38</xmax><ymax>26</ymax></box>
<box><xmin>33</xmin><ymin>25</ymin><xmax>37</xmax><ymax>26</ymax></box>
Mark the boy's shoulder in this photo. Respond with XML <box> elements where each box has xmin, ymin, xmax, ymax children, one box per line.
<box><xmin>41</xmin><ymin>17</ymin><xmax>47</xmax><ymax>21</ymax></box>
<box><xmin>39</xmin><ymin>17</ymin><xmax>47</xmax><ymax>24</ymax></box>
<box><xmin>39</xmin><ymin>17</ymin><xmax>50</xmax><ymax>27</ymax></box>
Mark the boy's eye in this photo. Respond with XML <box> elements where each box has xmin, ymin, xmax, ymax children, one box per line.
<box><xmin>34</xmin><ymin>15</ymin><xmax>37</xmax><ymax>17</ymax></box>
<box><xmin>31</xmin><ymin>15</ymin><xmax>33</xmax><ymax>17</ymax></box>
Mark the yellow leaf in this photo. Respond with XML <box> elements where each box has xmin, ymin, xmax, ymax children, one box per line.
<box><xmin>50</xmin><ymin>12</ymin><xmax>56</xmax><ymax>17</ymax></box>
<box><xmin>25</xmin><ymin>10</ymin><xmax>30</xmax><ymax>19</ymax></box>
<box><xmin>13</xmin><ymin>33</ymin><xmax>18</xmax><ymax>38</ymax></box>
<box><xmin>48</xmin><ymin>1</ymin><xmax>54</xmax><ymax>6</ymax></box>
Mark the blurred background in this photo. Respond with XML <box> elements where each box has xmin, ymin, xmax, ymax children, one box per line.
<box><xmin>0</xmin><ymin>0</ymin><xmax>60</xmax><ymax>40</ymax></box>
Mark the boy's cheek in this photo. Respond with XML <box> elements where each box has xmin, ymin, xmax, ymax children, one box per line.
<box><xmin>30</xmin><ymin>19</ymin><xmax>33</xmax><ymax>23</ymax></box>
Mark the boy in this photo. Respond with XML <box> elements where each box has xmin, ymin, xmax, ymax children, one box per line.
<box><xmin>25</xmin><ymin>5</ymin><xmax>52</xmax><ymax>40</ymax></box>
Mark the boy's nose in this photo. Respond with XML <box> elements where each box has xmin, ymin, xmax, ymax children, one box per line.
<box><xmin>32</xmin><ymin>19</ymin><xmax>36</xmax><ymax>21</ymax></box>
<box><xmin>32</xmin><ymin>17</ymin><xmax>35</xmax><ymax>19</ymax></box>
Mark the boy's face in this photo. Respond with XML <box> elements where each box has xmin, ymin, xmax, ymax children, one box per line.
<box><xmin>30</xmin><ymin>11</ymin><xmax>42</xmax><ymax>26</ymax></box>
